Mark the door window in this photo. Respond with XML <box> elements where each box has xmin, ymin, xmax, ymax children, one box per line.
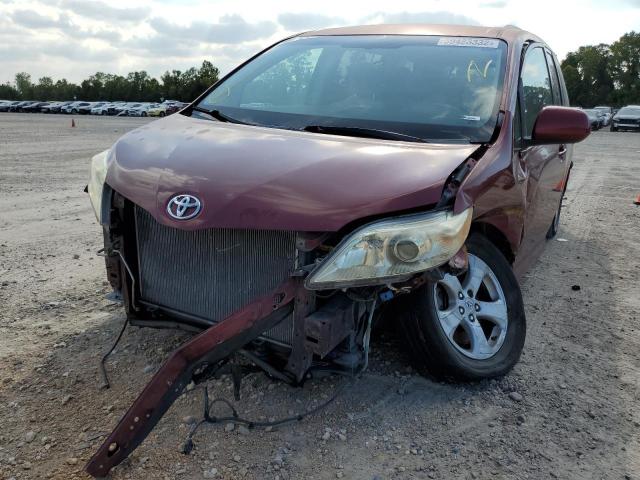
<box><xmin>520</xmin><ymin>47</ymin><xmax>553</xmax><ymax>139</ymax></box>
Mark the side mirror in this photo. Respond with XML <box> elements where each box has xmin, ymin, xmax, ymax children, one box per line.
<box><xmin>531</xmin><ymin>106</ymin><xmax>590</xmax><ymax>145</ymax></box>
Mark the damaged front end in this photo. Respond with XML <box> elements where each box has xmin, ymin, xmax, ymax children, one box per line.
<box><xmin>85</xmin><ymin>180</ymin><xmax>475</xmax><ymax>476</ymax></box>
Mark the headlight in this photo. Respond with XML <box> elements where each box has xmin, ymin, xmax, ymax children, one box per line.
<box><xmin>87</xmin><ymin>148</ymin><xmax>111</xmax><ymax>223</ymax></box>
<box><xmin>305</xmin><ymin>208</ymin><xmax>473</xmax><ymax>290</ymax></box>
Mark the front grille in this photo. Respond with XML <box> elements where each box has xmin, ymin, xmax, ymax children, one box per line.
<box><xmin>134</xmin><ymin>206</ymin><xmax>297</xmax><ymax>327</ymax></box>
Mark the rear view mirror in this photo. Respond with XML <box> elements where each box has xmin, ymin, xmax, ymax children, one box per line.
<box><xmin>531</xmin><ymin>106</ymin><xmax>590</xmax><ymax>145</ymax></box>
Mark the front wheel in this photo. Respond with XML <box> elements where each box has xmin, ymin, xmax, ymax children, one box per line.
<box><xmin>396</xmin><ymin>233</ymin><xmax>526</xmax><ymax>382</ymax></box>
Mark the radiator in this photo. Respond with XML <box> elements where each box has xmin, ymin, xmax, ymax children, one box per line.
<box><xmin>134</xmin><ymin>206</ymin><xmax>298</xmax><ymax>335</ymax></box>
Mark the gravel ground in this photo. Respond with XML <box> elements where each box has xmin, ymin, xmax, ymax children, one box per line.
<box><xmin>0</xmin><ymin>113</ymin><xmax>639</xmax><ymax>480</ymax></box>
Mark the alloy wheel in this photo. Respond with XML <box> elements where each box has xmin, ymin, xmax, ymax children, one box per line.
<box><xmin>433</xmin><ymin>254</ymin><xmax>508</xmax><ymax>360</ymax></box>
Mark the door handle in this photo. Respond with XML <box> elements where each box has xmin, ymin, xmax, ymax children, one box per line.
<box><xmin>558</xmin><ymin>144</ymin><xmax>567</xmax><ymax>158</ymax></box>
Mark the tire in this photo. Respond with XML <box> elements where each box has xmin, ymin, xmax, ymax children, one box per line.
<box><xmin>610</xmin><ymin>126</ymin><xmax>617</xmax><ymax>132</ymax></box>
<box><xmin>101</xmin><ymin>111</ymin><xmax>107</xmax><ymax>116</ymax></box>
<box><xmin>160</xmin><ymin>112</ymin><xmax>166</xmax><ymax>117</ymax></box>
<box><xmin>396</xmin><ymin>233</ymin><xmax>526</xmax><ymax>382</ymax></box>
<box><xmin>141</xmin><ymin>112</ymin><xmax>147</xmax><ymax>117</ymax></box>
<box><xmin>72</xmin><ymin>109</ymin><xmax>78</xmax><ymax>114</ymax></box>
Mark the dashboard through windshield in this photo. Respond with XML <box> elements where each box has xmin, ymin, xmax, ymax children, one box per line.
<box><xmin>197</xmin><ymin>35</ymin><xmax>508</xmax><ymax>143</ymax></box>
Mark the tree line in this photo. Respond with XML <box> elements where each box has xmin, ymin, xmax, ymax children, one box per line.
<box><xmin>561</xmin><ymin>31</ymin><xmax>639</xmax><ymax>107</ymax></box>
<box><xmin>0</xmin><ymin>60</ymin><xmax>220</xmax><ymax>103</ymax></box>
<box><xmin>1</xmin><ymin>30</ymin><xmax>638</xmax><ymax>107</ymax></box>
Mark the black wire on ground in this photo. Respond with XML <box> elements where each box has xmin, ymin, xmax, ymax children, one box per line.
<box><xmin>182</xmin><ymin>372</ymin><xmax>352</xmax><ymax>454</ymax></box>
<box><xmin>99</xmin><ymin>317</ymin><xmax>129</xmax><ymax>389</ymax></box>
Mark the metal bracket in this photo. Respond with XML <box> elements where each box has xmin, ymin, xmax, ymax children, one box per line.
<box><xmin>85</xmin><ymin>278</ymin><xmax>299</xmax><ymax>478</ymax></box>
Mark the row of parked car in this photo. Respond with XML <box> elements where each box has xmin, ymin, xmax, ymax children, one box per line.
<box><xmin>581</xmin><ymin>105</ymin><xmax>640</xmax><ymax>131</ymax></box>
<box><xmin>0</xmin><ymin>99</ymin><xmax>188</xmax><ymax>117</ymax></box>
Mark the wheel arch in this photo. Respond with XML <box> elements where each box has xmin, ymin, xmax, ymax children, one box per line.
<box><xmin>469</xmin><ymin>221</ymin><xmax>516</xmax><ymax>265</ymax></box>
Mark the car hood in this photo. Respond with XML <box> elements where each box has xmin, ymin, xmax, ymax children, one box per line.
<box><xmin>106</xmin><ymin>114</ymin><xmax>478</xmax><ymax>231</ymax></box>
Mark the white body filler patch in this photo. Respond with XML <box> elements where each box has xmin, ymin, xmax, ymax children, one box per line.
<box><xmin>437</xmin><ymin>37</ymin><xmax>500</xmax><ymax>48</ymax></box>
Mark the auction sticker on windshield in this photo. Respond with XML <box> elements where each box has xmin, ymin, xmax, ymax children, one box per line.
<box><xmin>437</xmin><ymin>37</ymin><xmax>500</xmax><ymax>48</ymax></box>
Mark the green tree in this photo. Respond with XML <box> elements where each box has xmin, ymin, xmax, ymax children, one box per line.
<box><xmin>4</xmin><ymin>59</ymin><xmax>219</xmax><ymax>103</ymax></box>
<box><xmin>0</xmin><ymin>83</ymin><xmax>19</xmax><ymax>100</ymax></box>
<box><xmin>609</xmin><ymin>31</ymin><xmax>640</xmax><ymax>105</ymax></box>
<box><xmin>561</xmin><ymin>44</ymin><xmax>613</xmax><ymax>107</ymax></box>
<box><xmin>15</xmin><ymin>72</ymin><xmax>33</xmax><ymax>99</ymax></box>
<box><xmin>53</xmin><ymin>79</ymin><xmax>79</xmax><ymax>100</ymax></box>
<box><xmin>33</xmin><ymin>76</ymin><xmax>55</xmax><ymax>100</ymax></box>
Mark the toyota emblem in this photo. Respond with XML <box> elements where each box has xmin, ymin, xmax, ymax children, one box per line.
<box><xmin>167</xmin><ymin>194</ymin><xmax>202</xmax><ymax>220</ymax></box>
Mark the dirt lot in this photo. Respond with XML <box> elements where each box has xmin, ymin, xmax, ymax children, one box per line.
<box><xmin>0</xmin><ymin>113</ymin><xmax>638</xmax><ymax>480</ymax></box>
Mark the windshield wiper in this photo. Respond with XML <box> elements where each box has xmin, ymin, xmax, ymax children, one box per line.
<box><xmin>303</xmin><ymin>125</ymin><xmax>428</xmax><ymax>143</ymax></box>
<box><xmin>192</xmin><ymin>106</ymin><xmax>250</xmax><ymax>125</ymax></box>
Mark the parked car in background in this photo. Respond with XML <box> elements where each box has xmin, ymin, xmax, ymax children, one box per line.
<box><xmin>72</xmin><ymin>102</ymin><xmax>97</xmax><ymax>115</ymax></box>
<box><xmin>166</xmin><ymin>102</ymin><xmax>187</xmax><ymax>115</ymax></box>
<box><xmin>91</xmin><ymin>102</ymin><xmax>114</xmax><ymax>115</ymax></box>
<box><xmin>49</xmin><ymin>101</ymin><xmax>74</xmax><ymax>113</ymax></box>
<box><xmin>111</xmin><ymin>102</ymin><xmax>138</xmax><ymax>116</ymax></box>
<box><xmin>594</xmin><ymin>106</ymin><xmax>612</xmax><ymax>126</ymax></box>
<box><xmin>119</xmin><ymin>102</ymin><xmax>143</xmax><ymax>116</ymax></box>
<box><xmin>85</xmin><ymin>24</ymin><xmax>591</xmax><ymax>477</ymax></box>
<box><xmin>41</xmin><ymin>101</ymin><xmax>61</xmax><ymax>113</ymax></box>
<box><xmin>610</xmin><ymin>105</ymin><xmax>640</xmax><ymax>132</ymax></box>
<box><xmin>0</xmin><ymin>101</ymin><xmax>20</xmax><ymax>112</ymax></box>
<box><xmin>22</xmin><ymin>101</ymin><xmax>51</xmax><ymax>112</ymax></box>
<box><xmin>16</xmin><ymin>101</ymin><xmax>37</xmax><ymax>112</ymax></box>
<box><xmin>19</xmin><ymin>101</ymin><xmax>42</xmax><ymax>112</ymax></box>
<box><xmin>9</xmin><ymin>101</ymin><xmax>31</xmax><ymax>112</ymax></box>
<box><xmin>77</xmin><ymin>102</ymin><xmax>100</xmax><ymax>114</ymax></box>
<box><xmin>126</xmin><ymin>103</ymin><xmax>156</xmax><ymax>116</ymax></box>
<box><xmin>147</xmin><ymin>104</ymin><xmax>168</xmax><ymax>117</ymax></box>
<box><xmin>62</xmin><ymin>101</ymin><xmax>85</xmax><ymax>114</ymax></box>
<box><xmin>582</xmin><ymin>109</ymin><xmax>603</xmax><ymax>130</ymax></box>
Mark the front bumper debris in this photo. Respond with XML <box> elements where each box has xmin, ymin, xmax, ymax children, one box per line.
<box><xmin>85</xmin><ymin>278</ymin><xmax>299</xmax><ymax>478</ymax></box>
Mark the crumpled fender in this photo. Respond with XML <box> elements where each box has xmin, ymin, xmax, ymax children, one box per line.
<box><xmin>453</xmin><ymin>111</ymin><xmax>525</xmax><ymax>258</ymax></box>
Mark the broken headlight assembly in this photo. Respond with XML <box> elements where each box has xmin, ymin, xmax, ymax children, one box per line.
<box><xmin>305</xmin><ymin>208</ymin><xmax>472</xmax><ymax>290</ymax></box>
<box><xmin>87</xmin><ymin>148</ymin><xmax>113</xmax><ymax>224</ymax></box>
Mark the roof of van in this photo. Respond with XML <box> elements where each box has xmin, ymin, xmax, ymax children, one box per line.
<box><xmin>299</xmin><ymin>24</ymin><xmax>543</xmax><ymax>45</ymax></box>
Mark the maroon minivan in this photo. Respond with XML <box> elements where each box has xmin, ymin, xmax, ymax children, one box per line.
<box><xmin>86</xmin><ymin>24</ymin><xmax>589</xmax><ymax>476</ymax></box>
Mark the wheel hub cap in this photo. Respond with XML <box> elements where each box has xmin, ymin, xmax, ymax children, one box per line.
<box><xmin>433</xmin><ymin>254</ymin><xmax>508</xmax><ymax>360</ymax></box>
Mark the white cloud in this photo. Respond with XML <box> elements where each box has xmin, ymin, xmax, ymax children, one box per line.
<box><xmin>0</xmin><ymin>0</ymin><xmax>638</xmax><ymax>84</ymax></box>
<box><xmin>59</xmin><ymin>0</ymin><xmax>150</xmax><ymax>23</ymax></box>
<box><xmin>277</xmin><ymin>12</ymin><xmax>346</xmax><ymax>30</ymax></box>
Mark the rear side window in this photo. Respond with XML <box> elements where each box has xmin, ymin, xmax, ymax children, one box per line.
<box><xmin>520</xmin><ymin>47</ymin><xmax>553</xmax><ymax>138</ymax></box>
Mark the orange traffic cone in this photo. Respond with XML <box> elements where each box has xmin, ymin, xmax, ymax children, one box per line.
<box><xmin>71</xmin><ymin>118</ymin><xmax>76</xmax><ymax>128</ymax></box>
<box><xmin>634</xmin><ymin>194</ymin><xmax>640</xmax><ymax>205</ymax></box>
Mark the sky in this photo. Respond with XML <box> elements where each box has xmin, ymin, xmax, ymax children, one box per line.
<box><xmin>0</xmin><ymin>0</ymin><xmax>638</xmax><ymax>84</ymax></box>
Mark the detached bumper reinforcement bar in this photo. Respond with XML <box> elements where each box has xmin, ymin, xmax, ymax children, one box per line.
<box><xmin>85</xmin><ymin>278</ymin><xmax>299</xmax><ymax>478</ymax></box>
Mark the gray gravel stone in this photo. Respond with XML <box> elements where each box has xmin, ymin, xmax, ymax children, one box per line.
<box><xmin>509</xmin><ymin>392</ymin><xmax>524</xmax><ymax>402</ymax></box>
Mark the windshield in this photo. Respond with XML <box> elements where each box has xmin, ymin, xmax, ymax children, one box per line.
<box><xmin>617</xmin><ymin>107</ymin><xmax>640</xmax><ymax>116</ymax></box>
<box><xmin>197</xmin><ymin>35</ymin><xmax>508</xmax><ymax>143</ymax></box>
